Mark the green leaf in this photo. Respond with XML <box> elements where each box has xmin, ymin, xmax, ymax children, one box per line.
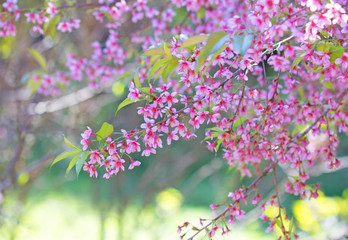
<box><xmin>250</xmin><ymin>0</ymin><xmax>254</xmax><ymax>7</ymax></box>
<box><xmin>316</xmin><ymin>43</ymin><xmax>333</xmax><ymax>52</ymax></box>
<box><xmin>205</xmin><ymin>31</ymin><xmax>228</xmax><ymax>55</ymax></box>
<box><xmin>210</xmin><ymin>35</ymin><xmax>229</xmax><ymax>55</ymax></box>
<box><xmin>233</xmin><ymin>34</ymin><xmax>254</xmax><ymax>55</ymax></box>
<box><xmin>148</xmin><ymin>57</ymin><xmax>170</xmax><ymax>81</ymax></box>
<box><xmin>75</xmin><ymin>152</ymin><xmax>91</xmax><ymax>177</ymax></box>
<box><xmin>163</xmin><ymin>42</ymin><xmax>172</xmax><ymax>58</ymax></box>
<box><xmin>203</xmin><ymin>44</ymin><xmax>227</xmax><ymax>75</ymax></box>
<box><xmin>233</xmin><ymin>117</ymin><xmax>248</xmax><ymax>129</ymax></box>
<box><xmin>133</xmin><ymin>72</ymin><xmax>141</xmax><ymax>88</ymax></box>
<box><xmin>156</xmin><ymin>65</ymin><xmax>166</xmax><ymax>79</ymax></box>
<box><xmin>292</xmin><ymin>51</ymin><xmax>305</xmax><ymax>68</ymax></box>
<box><xmin>203</xmin><ymin>132</ymin><xmax>221</xmax><ymax>141</ymax></box>
<box><xmin>321</xmin><ymin>80</ymin><xmax>334</xmax><ymax>90</ymax></box>
<box><xmin>304</xmin><ymin>62</ymin><xmax>324</xmax><ymax>73</ymax></box>
<box><xmin>216</xmin><ymin>139</ymin><xmax>223</xmax><ymax>152</ymax></box>
<box><xmin>316</xmin><ymin>43</ymin><xmax>344</xmax><ymax>64</ymax></box>
<box><xmin>298</xmin><ymin>85</ymin><xmax>305</xmax><ymax>101</ymax></box>
<box><xmin>275</xmin><ymin>219</ymin><xmax>282</xmax><ymax>229</ymax></box>
<box><xmin>203</xmin><ymin>127</ymin><xmax>222</xmax><ymax>141</ymax></box>
<box><xmin>320</xmin><ymin>30</ymin><xmax>329</xmax><ymax>38</ymax></box>
<box><xmin>44</xmin><ymin>14</ymin><xmax>60</xmax><ymax>40</ymax></box>
<box><xmin>141</xmin><ymin>87</ymin><xmax>151</xmax><ymax>95</ymax></box>
<box><xmin>197</xmin><ymin>7</ymin><xmax>206</xmax><ymax>21</ymax></box>
<box><xmin>28</xmin><ymin>48</ymin><xmax>47</xmax><ymax>71</ymax></box>
<box><xmin>206</xmin><ymin>126</ymin><xmax>221</xmax><ymax>132</ymax></box>
<box><xmin>51</xmin><ymin>150</ymin><xmax>81</xmax><ymax>168</ymax></box>
<box><xmin>142</xmin><ymin>47</ymin><xmax>165</xmax><ymax>56</ymax></box>
<box><xmin>311</xmin><ymin>66</ymin><xmax>323</xmax><ymax>73</ymax></box>
<box><xmin>180</xmin><ymin>35</ymin><xmax>208</xmax><ymax>49</ymax></box>
<box><xmin>101</xmin><ymin>11</ymin><xmax>114</xmax><ymax>21</ymax></box>
<box><xmin>66</xmin><ymin>154</ymin><xmax>80</xmax><ymax>175</ymax></box>
<box><xmin>196</xmin><ymin>31</ymin><xmax>228</xmax><ymax>71</ymax></box>
<box><xmin>115</xmin><ymin>97</ymin><xmax>136</xmax><ymax>117</ymax></box>
<box><xmin>196</xmin><ymin>48</ymin><xmax>207</xmax><ymax>72</ymax></box>
<box><xmin>149</xmin><ymin>54</ymin><xmax>163</xmax><ymax>66</ymax></box>
<box><xmin>329</xmin><ymin>46</ymin><xmax>344</xmax><ymax>64</ymax></box>
<box><xmin>64</xmin><ymin>136</ymin><xmax>80</xmax><ymax>151</ymax></box>
<box><xmin>162</xmin><ymin>57</ymin><xmax>179</xmax><ymax>82</ymax></box>
<box><xmin>289</xmin><ymin>217</ymin><xmax>295</xmax><ymax>232</ymax></box>
<box><xmin>232</xmin><ymin>36</ymin><xmax>243</xmax><ymax>54</ymax></box>
<box><xmin>96</xmin><ymin>122</ymin><xmax>114</xmax><ymax>141</ymax></box>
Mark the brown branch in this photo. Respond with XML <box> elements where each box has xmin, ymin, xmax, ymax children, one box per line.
<box><xmin>297</xmin><ymin>88</ymin><xmax>348</xmax><ymax>140</ymax></box>
<box><xmin>111</xmin><ymin>70</ymin><xmax>241</xmax><ymax>147</ymax></box>
<box><xmin>2</xmin><ymin>134</ymin><xmax>25</xmax><ymax>181</ymax></box>
<box><xmin>0</xmin><ymin>155</ymin><xmax>54</xmax><ymax>192</ymax></box>
<box><xmin>229</xmin><ymin>85</ymin><xmax>246</xmax><ymax>130</ymax></box>
<box><xmin>269</xmin><ymin>71</ymin><xmax>281</xmax><ymax>103</ymax></box>
<box><xmin>186</xmin><ymin>87</ymin><xmax>348</xmax><ymax>239</ymax></box>
<box><xmin>0</xmin><ymin>2</ymin><xmax>104</xmax><ymax>15</ymax></box>
<box><xmin>187</xmin><ymin>160</ymin><xmax>278</xmax><ymax>240</ymax></box>
<box><xmin>2</xmin><ymin>98</ymin><xmax>28</xmax><ymax>183</ymax></box>
<box><xmin>54</xmin><ymin>3</ymin><xmax>103</xmax><ymax>11</ymax></box>
<box><xmin>260</xmin><ymin>7</ymin><xmax>307</xmax><ymax>35</ymax></box>
<box><xmin>262</xmin><ymin>60</ymin><xmax>269</xmax><ymax>109</ymax></box>
<box><xmin>273</xmin><ymin>168</ymin><xmax>287</xmax><ymax>236</ymax></box>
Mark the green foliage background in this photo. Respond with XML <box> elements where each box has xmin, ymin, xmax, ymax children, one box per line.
<box><xmin>0</xmin><ymin>1</ymin><xmax>347</xmax><ymax>239</ymax></box>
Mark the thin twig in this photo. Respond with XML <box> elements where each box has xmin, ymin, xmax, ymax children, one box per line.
<box><xmin>187</xmin><ymin>160</ymin><xmax>278</xmax><ymax>240</ymax></box>
<box><xmin>298</xmin><ymin>88</ymin><xmax>348</xmax><ymax>140</ymax></box>
<box><xmin>229</xmin><ymin>85</ymin><xmax>246</xmax><ymax>131</ymax></box>
<box><xmin>0</xmin><ymin>155</ymin><xmax>54</xmax><ymax>192</ymax></box>
<box><xmin>262</xmin><ymin>60</ymin><xmax>268</xmax><ymax>108</ymax></box>
<box><xmin>186</xmin><ymin>87</ymin><xmax>348</xmax><ymax>239</ymax></box>
<box><xmin>269</xmin><ymin>71</ymin><xmax>281</xmax><ymax>103</ymax></box>
<box><xmin>0</xmin><ymin>2</ymin><xmax>103</xmax><ymax>15</ymax></box>
<box><xmin>273</xmin><ymin>168</ymin><xmax>287</xmax><ymax>236</ymax></box>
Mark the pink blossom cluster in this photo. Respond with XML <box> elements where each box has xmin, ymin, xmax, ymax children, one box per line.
<box><xmin>0</xmin><ymin>0</ymin><xmax>19</xmax><ymax>37</ymax></box>
<box><xmin>79</xmin><ymin>126</ymin><xmax>142</xmax><ymax>178</ymax></box>
<box><xmin>5</xmin><ymin>0</ymin><xmax>348</xmax><ymax>238</ymax></box>
<box><xmin>76</xmin><ymin>0</ymin><xmax>347</xmax><ymax>238</ymax></box>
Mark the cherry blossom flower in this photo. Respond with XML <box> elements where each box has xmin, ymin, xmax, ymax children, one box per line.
<box><xmin>268</xmin><ymin>55</ymin><xmax>290</xmax><ymax>72</ymax></box>
<box><xmin>90</xmin><ymin>151</ymin><xmax>103</xmax><ymax>164</ymax></box>
<box><xmin>128</xmin><ymin>158</ymin><xmax>141</xmax><ymax>170</ymax></box>
<box><xmin>29</xmin><ymin>0</ymin><xmax>348</xmax><ymax>237</ymax></box>
<box><xmin>46</xmin><ymin>2</ymin><xmax>57</xmax><ymax>17</ymax></box>
<box><xmin>167</xmin><ymin>132</ymin><xmax>179</xmax><ymax>145</ymax></box>
<box><xmin>81</xmin><ymin>126</ymin><xmax>94</xmax><ymax>139</ymax></box>
<box><xmin>80</xmin><ymin>138</ymin><xmax>91</xmax><ymax>151</ymax></box>
<box><xmin>210</xmin><ymin>204</ymin><xmax>220</xmax><ymax>213</ymax></box>
<box><xmin>260</xmin><ymin>0</ymin><xmax>279</xmax><ymax>13</ymax></box>
<box><xmin>114</xmin><ymin>158</ymin><xmax>125</xmax><ymax>173</ymax></box>
<box><xmin>25</xmin><ymin>12</ymin><xmax>37</xmax><ymax>23</ymax></box>
<box><xmin>335</xmin><ymin>52</ymin><xmax>348</xmax><ymax>69</ymax></box>
<box><xmin>2</xmin><ymin>0</ymin><xmax>18</xmax><ymax>12</ymax></box>
<box><xmin>57</xmin><ymin>22</ymin><xmax>72</xmax><ymax>32</ymax></box>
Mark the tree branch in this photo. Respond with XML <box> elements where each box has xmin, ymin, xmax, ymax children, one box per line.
<box><xmin>186</xmin><ymin>87</ymin><xmax>348</xmax><ymax>239</ymax></box>
<box><xmin>0</xmin><ymin>155</ymin><xmax>54</xmax><ymax>192</ymax></box>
